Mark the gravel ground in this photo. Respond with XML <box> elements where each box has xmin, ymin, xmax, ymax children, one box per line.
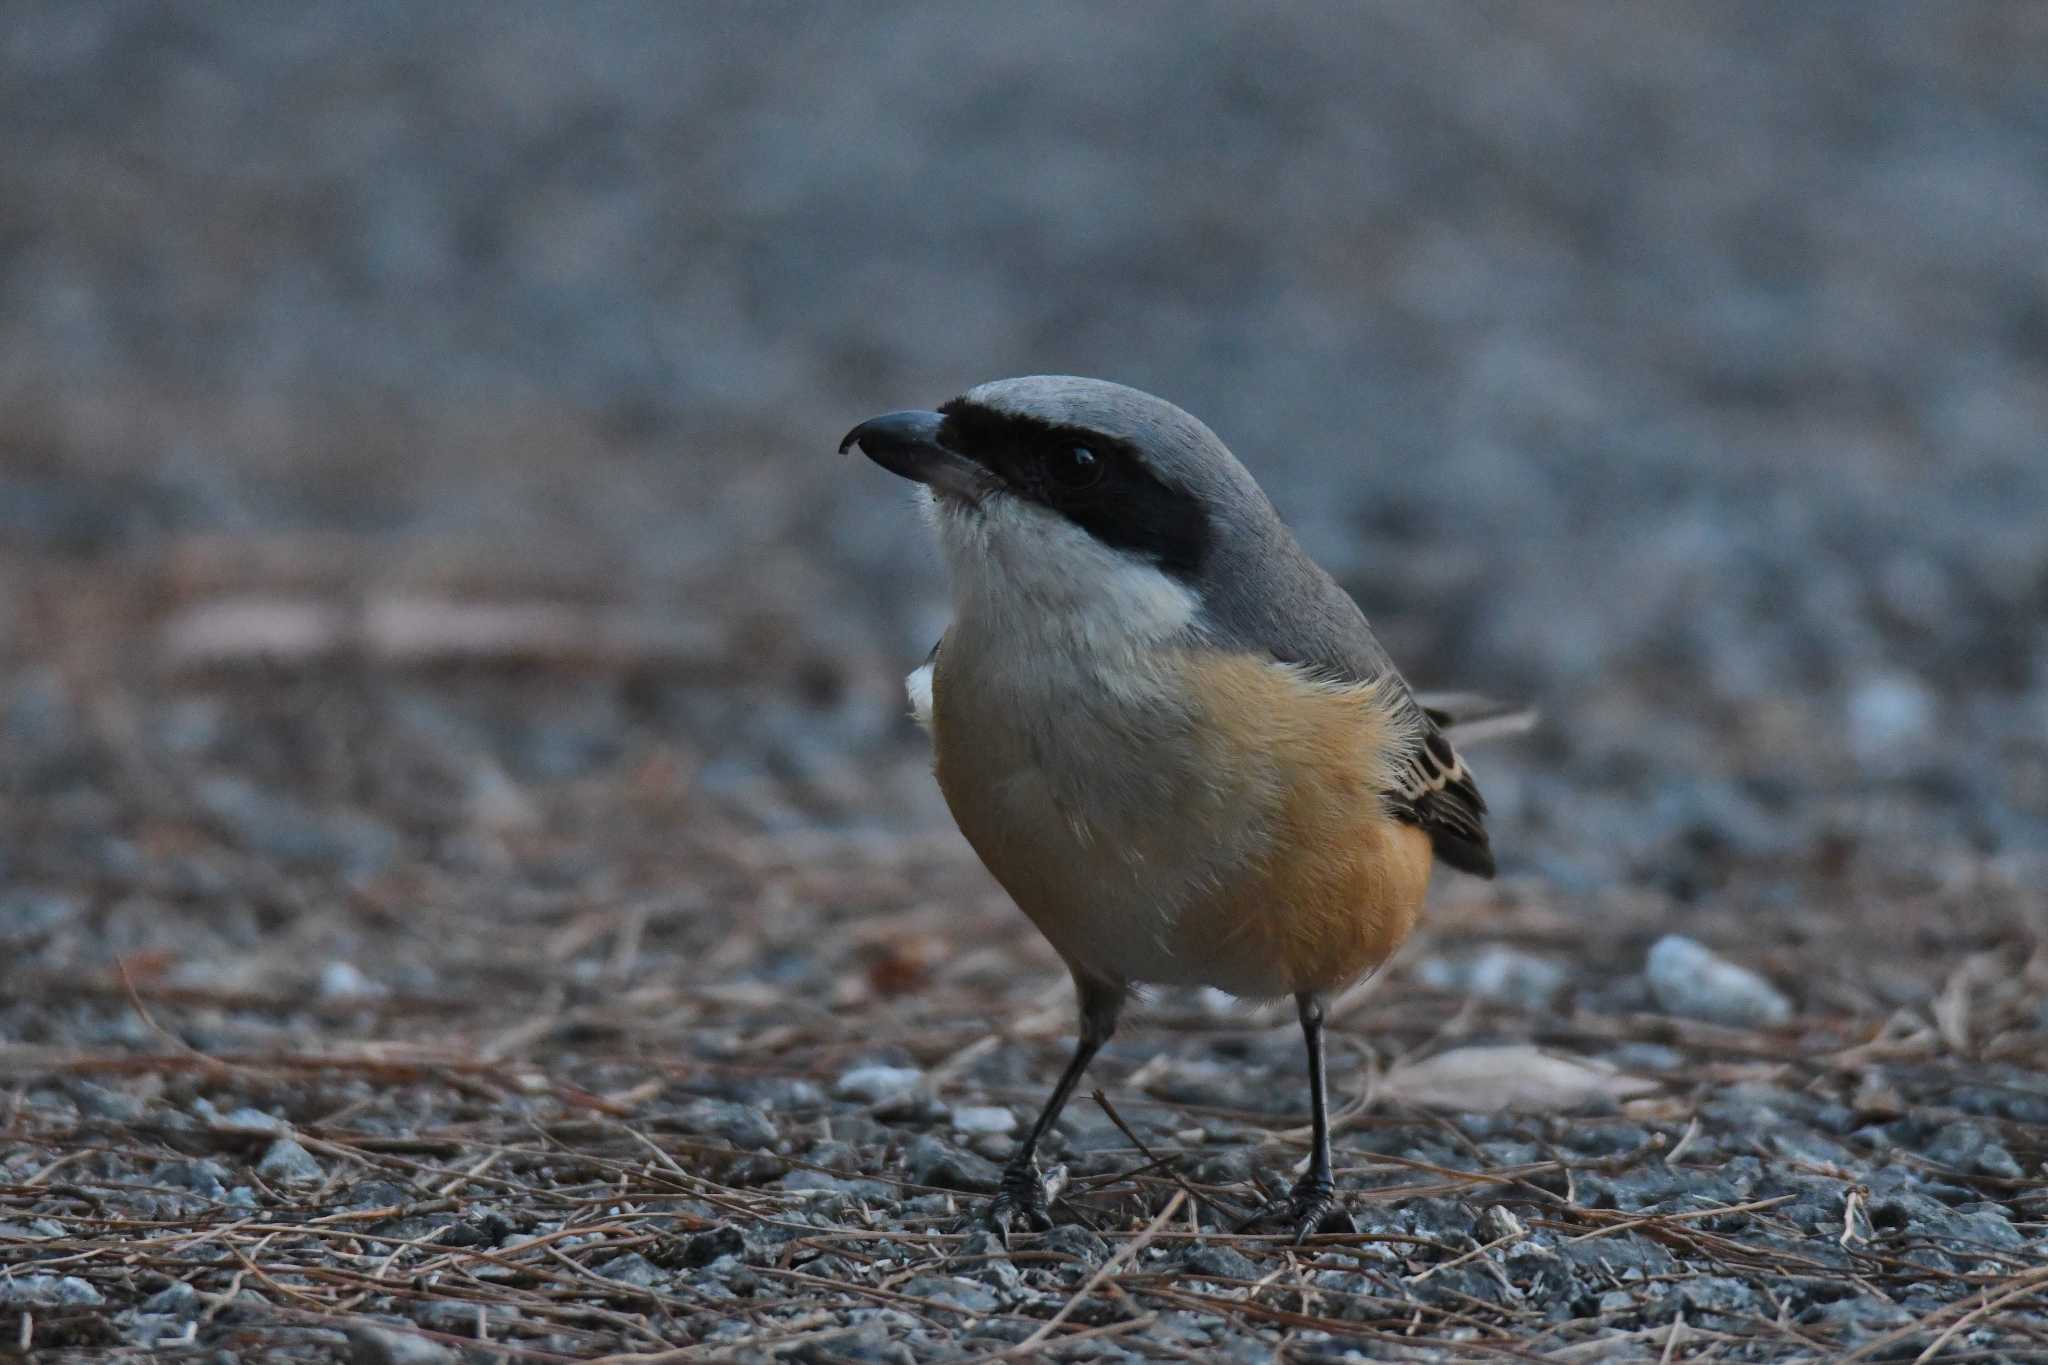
<box><xmin>3</xmin><ymin>4</ymin><xmax>2046</xmax><ymax>1360</ymax></box>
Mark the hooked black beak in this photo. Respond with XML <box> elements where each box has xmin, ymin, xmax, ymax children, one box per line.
<box><xmin>837</xmin><ymin>410</ymin><xmax>986</xmax><ymax>501</ymax></box>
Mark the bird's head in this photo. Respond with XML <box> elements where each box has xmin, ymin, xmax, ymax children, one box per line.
<box><xmin>841</xmin><ymin>376</ymin><xmax>1279</xmax><ymax>635</ymax></box>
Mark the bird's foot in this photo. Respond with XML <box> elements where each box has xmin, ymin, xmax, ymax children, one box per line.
<box><xmin>980</xmin><ymin>1159</ymin><xmax>1060</xmax><ymax>1246</ymax></box>
<box><xmin>1237</xmin><ymin>1173</ymin><xmax>1356</xmax><ymax>1244</ymax></box>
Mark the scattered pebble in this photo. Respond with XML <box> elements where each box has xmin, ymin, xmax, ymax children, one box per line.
<box><xmin>197</xmin><ymin>1100</ymin><xmax>289</xmax><ymax>1135</ymax></box>
<box><xmin>70</xmin><ymin>1081</ymin><xmax>147</xmax><ymax>1122</ymax></box>
<box><xmin>904</xmin><ymin>1133</ymin><xmax>1002</xmax><ymax>1192</ymax></box>
<box><xmin>346</xmin><ymin>1324</ymin><xmax>456</xmax><ymax>1365</ymax></box>
<box><xmin>161</xmin><ymin>1159</ymin><xmax>232</xmax><ymax>1201</ymax></box>
<box><xmin>1040</xmin><ymin>1225</ymin><xmax>1111</xmax><ymax>1266</ymax></box>
<box><xmin>257</xmin><ymin>1137</ymin><xmax>324</xmax><ymax>1185</ymax></box>
<box><xmin>320</xmin><ymin>961</ymin><xmax>387</xmax><ymax>1000</ymax></box>
<box><xmin>1645</xmin><ymin>935</ymin><xmax>1793</xmax><ymax>1028</ymax></box>
<box><xmin>899</xmin><ymin>1275</ymin><xmax>1001</xmax><ymax>1314</ymax></box>
<box><xmin>0</xmin><ymin>1275</ymin><xmax>104</xmax><ymax>1307</ymax></box>
<box><xmin>1477</xmin><ymin>1205</ymin><xmax>1527</xmax><ymax>1242</ymax></box>
<box><xmin>669</xmin><ymin>1098</ymin><xmax>779</xmax><ymax>1150</ymax></box>
<box><xmin>949</xmin><ymin>1104</ymin><xmax>1018</xmax><ymax>1136</ymax></box>
<box><xmin>1848</xmin><ymin>672</ymin><xmax>1936</xmax><ymax>769</ymax></box>
<box><xmin>0</xmin><ymin>1220</ymin><xmax>62</xmax><ymax>1239</ymax></box>
<box><xmin>680</xmin><ymin>1226</ymin><xmax>746</xmax><ymax>1267</ymax></box>
<box><xmin>780</xmin><ymin>1168</ymin><xmax>895</xmax><ymax>1201</ymax></box>
<box><xmin>591</xmin><ymin>1252</ymin><xmax>667</xmax><ymax>1288</ymax></box>
<box><xmin>1924</xmin><ymin>1121</ymin><xmax>2025</xmax><ymax>1179</ymax></box>
<box><xmin>196</xmin><ymin>775</ymin><xmax>398</xmax><ymax>875</ymax></box>
<box><xmin>1176</xmin><ymin>1246</ymin><xmax>1260</xmax><ymax>1281</ymax></box>
<box><xmin>0</xmin><ymin>892</ymin><xmax>76</xmax><ymax>943</ymax></box>
<box><xmin>833</xmin><ymin>1065</ymin><xmax>926</xmax><ymax>1105</ymax></box>
<box><xmin>142</xmin><ymin>1282</ymin><xmax>201</xmax><ymax>1317</ymax></box>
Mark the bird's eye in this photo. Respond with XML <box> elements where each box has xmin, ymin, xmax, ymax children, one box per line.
<box><xmin>1045</xmin><ymin>443</ymin><xmax>1104</xmax><ymax>491</ymax></box>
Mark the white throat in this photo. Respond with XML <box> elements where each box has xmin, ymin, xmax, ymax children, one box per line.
<box><xmin>921</xmin><ymin>489</ymin><xmax>1199</xmax><ymax>654</ymax></box>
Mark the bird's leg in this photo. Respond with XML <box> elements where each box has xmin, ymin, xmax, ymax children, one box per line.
<box><xmin>1241</xmin><ymin>991</ymin><xmax>1358</xmax><ymax>1242</ymax></box>
<box><xmin>1285</xmin><ymin>991</ymin><xmax>1357</xmax><ymax>1238</ymax></box>
<box><xmin>984</xmin><ymin>974</ymin><xmax>1122</xmax><ymax>1242</ymax></box>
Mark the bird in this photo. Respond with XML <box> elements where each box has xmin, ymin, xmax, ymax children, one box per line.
<box><xmin>839</xmin><ymin>376</ymin><xmax>1526</xmax><ymax>1242</ymax></box>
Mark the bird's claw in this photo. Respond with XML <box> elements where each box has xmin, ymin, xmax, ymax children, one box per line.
<box><xmin>980</xmin><ymin>1161</ymin><xmax>1056</xmax><ymax>1246</ymax></box>
<box><xmin>1237</xmin><ymin>1174</ymin><xmax>1356</xmax><ymax>1244</ymax></box>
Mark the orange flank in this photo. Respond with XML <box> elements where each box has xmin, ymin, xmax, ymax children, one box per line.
<box><xmin>930</xmin><ymin>645</ymin><xmax>1433</xmax><ymax>1000</ymax></box>
<box><xmin>1177</xmin><ymin>653</ymin><xmax>1433</xmax><ymax>996</ymax></box>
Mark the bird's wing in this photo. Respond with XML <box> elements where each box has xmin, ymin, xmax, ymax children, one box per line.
<box><xmin>1197</xmin><ymin>544</ymin><xmax>1504</xmax><ymax>878</ymax></box>
<box><xmin>1382</xmin><ymin>715</ymin><xmax>1497</xmax><ymax>878</ymax></box>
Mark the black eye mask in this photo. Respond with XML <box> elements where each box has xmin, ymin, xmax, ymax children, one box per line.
<box><xmin>936</xmin><ymin>399</ymin><xmax>1212</xmax><ymax>580</ymax></box>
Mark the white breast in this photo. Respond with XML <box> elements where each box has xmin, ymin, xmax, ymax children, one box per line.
<box><xmin>919</xmin><ymin>492</ymin><xmax>1278</xmax><ymax>987</ymax></box>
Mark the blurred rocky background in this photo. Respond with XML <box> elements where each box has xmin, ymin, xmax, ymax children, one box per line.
<box><xmin>2</xmin><ymin>4</ymin><xmax>2045</xmax><ymax>1359</ymax></box>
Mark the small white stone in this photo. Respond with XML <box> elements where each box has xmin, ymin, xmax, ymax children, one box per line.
<box><xmin>832</xmin><ymin>1064</ymin><xmax>925</xmax><ymax>1104</ymax></box>
<box><xmin>949</xmin><ymin>1105</ymin><xmax>1018</xmax><ymax>1136</ymax></box>
<box><xmin>320</xmin><ymin>960</ymin><xmax>385</xmax><ymax>999</ymax></box>
<box><xmin>1646</xmin><ymin>935</ymin><xmax>1792</xmax><ymax>1028</ymax></box>
<box><xmin>1847</xmin><ymin>672</ymin><xmax>1934</xmax><ymax>769</ymax></box>
<box><xmin>195</xmin><ymin>1099</ymin><xmax>288</xmax><ymax>1135</ymax></box>
<box><xmin>257</xmin><ymin>1137</ymin><xmax>324</xmax><ymax>1185</ymax></box>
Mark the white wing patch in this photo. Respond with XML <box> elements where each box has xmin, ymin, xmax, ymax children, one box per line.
<box><xmin>905</xmin><ymin>660</ymin><xmax>936</xmax><ymax>733</ymax></box>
